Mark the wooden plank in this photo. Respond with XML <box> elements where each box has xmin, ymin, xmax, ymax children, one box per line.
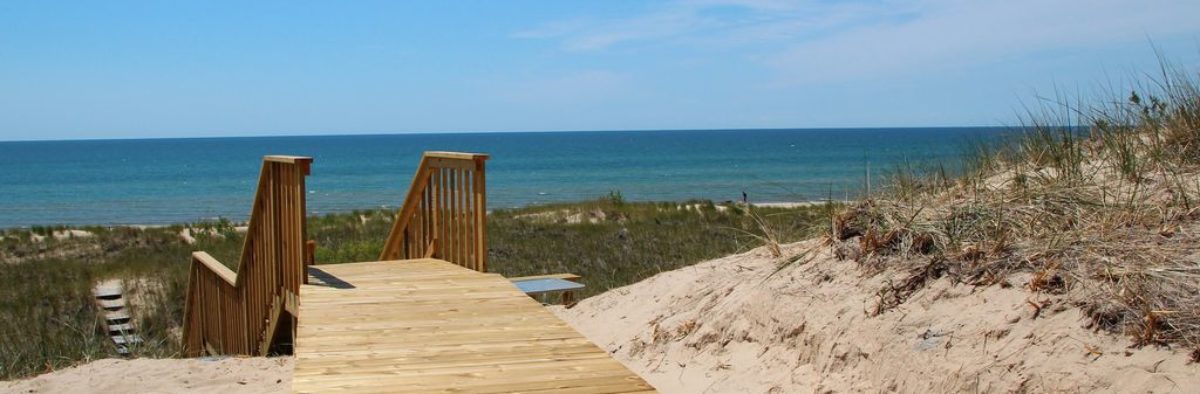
<box><xmin>427</xmin><ymin>157</ymin><xmax>476</xmax><ymax>170</ymax></box>
<box><xmin>298</xmin><ymin>317</ymin><xmax>567</xmax><ymax>337</ymax></box>
<box><xmin>110</xmin><ymin>335</ymin><xmax>143</xmax><ymax>345</ymax></box>
<box><xmin>424</xmin><ymin>151</ymin><xmax>489</xmax><ymax>160</ymax></box>
<box><xmin>293</xmin><ymin>353</ymin><xmax>620</xmax><ymax>378</ymax></box>
<box><xmin>297</xmin><ymin>299</ymin><xmax>538</xmax><ymax>316</ymax></box>
<box><xmin>105</xmin><ymin>310</ymin><xmax>131</xmax><ymax>322</ymax></box>
<box><xmin>295</xmin><ymin>337</ymin><xmax>599</xmax><ymax>358</ymax></box>
<box><xmin>193</xmin><ymin>252</ymin><xmax>236</xmax><ymax>285</ymax></box>
<box><xmin>295</xmin><ymin>350</ymin><xmax>613</xmax><ymax>372</ymax></box>
<box><xmin>293</xmin><ymin>258</ymin><xmax>652</xmax><ymax>393</ymax></box>
<box><xmin>264</xmin><ymin>155</ymin><xmax>313</xmax><ymax>164</ymax></box>
<box><xmin>381</xmin><ymin>160</ymin><xmax>433</xmax><ymax>260</ymax></box>
<box><xmin>97</xmin><ymin>298</ymin><xmax>126</xmax><ymax>310</ymax></box>
<box><xmin>294</xmin><ymin>363</ymin><xmax>645</xmax><ymax>394</ymax></box>
<box><xmin>294</xmin><ymin>347</ymin><xmax>610</xmax><ymax>372</ymax></box>
<box><xmin>305</xmin><ymin>268</ymin><xmax>489</xmax><ymax>282</ymax></box>
<box><xmin>92</xmin><ymin>284</ymin><xmax>123</xmax><ymax>298</ymax></box>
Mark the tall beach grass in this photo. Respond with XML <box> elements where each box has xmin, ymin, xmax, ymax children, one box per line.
<box><xmin>826</xmin><ymin>57</ymin><xmax>1200</xmax><ymax>355</ymax></box>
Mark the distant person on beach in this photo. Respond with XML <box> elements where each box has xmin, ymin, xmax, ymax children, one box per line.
<box><xmin>742</xmin><ymin>191</ymin><xmax>747</xmax><ymax>204</ymax></box>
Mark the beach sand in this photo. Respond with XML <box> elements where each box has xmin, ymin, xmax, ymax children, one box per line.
<box><xmin>751</xmin><ymin>201</ymin><xmax>835</xmax><ymax>208</ymax></box>
<box><xmin>0</xmin><ymin>357</ymin><xmax>292</xmax><ymax>394</ymax></box>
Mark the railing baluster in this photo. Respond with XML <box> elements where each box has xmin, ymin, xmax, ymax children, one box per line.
<box><xmin>457</xmin><ymin>168</ymin><xmax>467</xmax><ymax>266</ymax></box>
<box><xmin>465</xmin><ymin>168</ymin><xmax>474</xmax><ymax>270</ymax></box>
<box><xmin>453</xmin><ymin>168</ymin><xmax>460</xmax><ymax>265</ymax></box>
<box><xmin>449</xmin><ymin>168</ymin><xmax>459</xmax><ymax>264</ymax></box>
<box><xmin>436</xmin><ymin>168</ymin><xmax>445</xmax><ymax>259</ymax></box>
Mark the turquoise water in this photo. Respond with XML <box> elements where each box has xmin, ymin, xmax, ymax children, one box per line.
<box><xmin>0</xmin><ymin>128</ymin><xmax>1007</xmax><ymax>228</ymax></box>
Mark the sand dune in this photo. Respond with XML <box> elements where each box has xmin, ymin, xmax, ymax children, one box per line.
<box><xmin>553</xmin><ymin>241</ymin><xmax>1199</xmax><ymax>393</ymax></box>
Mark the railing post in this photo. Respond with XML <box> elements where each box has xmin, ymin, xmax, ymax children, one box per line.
<box><xmin>473</xmin><ymin>156</ymin><xmax>487</xmax><ymax>272</ymax></box>
<box><xmin>303</xmin><ymin>240</ymin><xmax>315</xmax><ymax>284</ymax></box>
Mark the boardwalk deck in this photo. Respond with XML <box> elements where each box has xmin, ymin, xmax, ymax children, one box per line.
<box><xmin>293</xmin><ymin>259</ymin><xmax>655</xmax><ymax>394</ymax></box>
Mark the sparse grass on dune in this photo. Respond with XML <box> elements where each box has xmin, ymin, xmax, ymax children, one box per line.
<box><xmin>823</xmin><ymin>58</ymin><xmax>1200</xmax><ymax>357</ymax></box>
<box><xmin>0</xmin><ymin>226</ymin><xmax>237</xmax><ymax>380</ymax></box>
<box><xmin>0</xmin><ymin>199</ymin><xmax>825</xmax><ymax>380</ymax></box>
<box><xmin>486</xmin><ymin>197</ymin><xmax>826</xmax><ymax>298</ymax></box>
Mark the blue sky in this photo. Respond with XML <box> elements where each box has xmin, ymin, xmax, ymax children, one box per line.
<box><xmin>1</xmin><ymin>0</ymin><xmax>1198</xmax><ymax>141</ymax></box>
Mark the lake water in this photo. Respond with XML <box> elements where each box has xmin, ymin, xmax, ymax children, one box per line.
<box><xmin>0</xmin><ymin>128</ymin><xmax>1008</xmax><ymax>228</ymax></box>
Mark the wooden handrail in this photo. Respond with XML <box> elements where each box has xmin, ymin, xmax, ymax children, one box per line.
<box><xmin>381</xmin><ymin>152</ymin><xmax>489</xmax><ymax>272</ymax></box>
<box><xmin>425</xmin><ymin>151</ymin><xmax>490</xmax><ymax>160</ymax></box>
<box><xmin>192</xmin><ymin>251</ymin><xmax>236</xmax><ymax>285</ymax></box>
<box><xmin>181</xmin><ymin>155</ymin><xmax>312</xmax><ymax>356</ymax></box>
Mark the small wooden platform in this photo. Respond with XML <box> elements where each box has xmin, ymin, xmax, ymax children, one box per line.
<box><xmin>292</xmin><ymin>259</ymin><xmax>654</xmax><ymax>393</ymax></box>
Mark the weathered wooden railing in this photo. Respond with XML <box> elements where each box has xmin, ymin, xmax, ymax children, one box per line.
<box><xmin>381</xmin><ymin>152</ymin><xmax>489</xmax><ymax>272</ymax></box>
<box><xmin>182</xmin><ymin>155</ymin><xmax>312</xmax><ymax>356</ymax></box>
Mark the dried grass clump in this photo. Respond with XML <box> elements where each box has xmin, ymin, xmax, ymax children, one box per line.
<box><xmin>828</xmin><ymin>59</ymin><xmax>1200</xmax><ymax>355</ymax></box>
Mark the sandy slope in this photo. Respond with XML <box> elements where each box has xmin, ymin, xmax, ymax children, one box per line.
<box><xmin>553</xmin><ymin>241</ymin><xmax>1199</xmax><ymax>393</ymax></box>
<box><xmin>6</xmin><ymin>241</ymin><xmax>1197</xmax><ymax>393</ymax></box>
<box><xmin>0</xmin><ymin>357</ymin><xmax>292</xmax><ymax>394</ymax></box>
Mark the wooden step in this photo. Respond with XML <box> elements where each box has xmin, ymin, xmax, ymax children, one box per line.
<box><xmin>107</xmin><ymin>323</ymin><xmax>135</xmax><ymax>333</ymax></box>
<box><xmin>111</xmin><ymin>335</ymin><xmax>143</xmax><ymax>345</ymax></box>
<box><xmin>105</xmin><ymin>311</ymin><xmax>131</xmax><ymax>323</ymax></box>
<box><xmin>97</xmin><ymin>298</ymin><xmax>126</xmax><ymax>310</ymax></box>
<box><xmin>92</xmin><ymin>282</ymin><xmax>123</xmax><ymax>299</ymax></box>
<box><xmin>94</xmin><ymin>292</ymin><xmax>122</xmax><ymax>300</ymax></box>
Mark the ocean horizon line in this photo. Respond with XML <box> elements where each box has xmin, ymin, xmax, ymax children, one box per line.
<box><xmin>0</xmin><ymin>199</ymin><xmax>842</xmax><ymax>230</ymax></box>
<box><xmin>0</xmin><ymin>125</ymin><xmax>1013</xmax><ymax>143</ymax></box>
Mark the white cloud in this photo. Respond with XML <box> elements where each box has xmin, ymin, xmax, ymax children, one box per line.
<box><xmin>517</xmin><ymin>0</ymin><xmax>1200</xmax><ymax>82</ymax></box>
<box><xmin>768</xmin><ymin>0</ymin><xmax>1200</xmax><ymax>84</ymax></box>
<box><xmin>514</xmin><ymin>1</ymin><xmax>912</xmax><ymax>50</ymax></box>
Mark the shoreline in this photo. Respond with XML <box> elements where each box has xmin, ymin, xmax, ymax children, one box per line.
<box><xmin>0</xmin><ymin>199</ymin><xmax>839</xmax><ymax>231</ymax></box>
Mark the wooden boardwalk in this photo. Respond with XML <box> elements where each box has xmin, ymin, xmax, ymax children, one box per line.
<box><xmin>183</xmin><ymin>153</ymin><xmax>653</xmax><ymax>392</ymax></box>
<box><xmin>293</xmin><ymin>259</ymin><xmax>655</xmax><ymax>394</ymax></box>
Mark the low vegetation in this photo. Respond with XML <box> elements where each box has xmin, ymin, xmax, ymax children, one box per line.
<box><xmin>0</xmin><ymin>199</ymin><xmax>825</xmax><ymax>380</ymax></box>
<box><xmin>822</xmin><ymin>59</ymin><xmax>1200</xmax><ymax>357</ymax></box>
<box><xmin>0</xmin><ymin>226</ymin><xmax>232</xmax><ymax>380</ymax></box>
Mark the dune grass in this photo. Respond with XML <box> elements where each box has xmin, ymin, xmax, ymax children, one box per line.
<box><xmin>487</xmin><ymin>199</ymin><xmax>826</xmax><ymax>298</ymax></box>
<box><xmin>0</xmin><ymin>227</ymin><xmax>236</xmax><ymax>380</ymax></box>
<box><xmin>0</xmin><ymin>199</ymin><xmax>825</xmax><ymax>380</ymax></box>
<box><xmin>824</xmin><ymin>58</ymin><xmax>1200</xmax><ymax>356</ymax></box>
